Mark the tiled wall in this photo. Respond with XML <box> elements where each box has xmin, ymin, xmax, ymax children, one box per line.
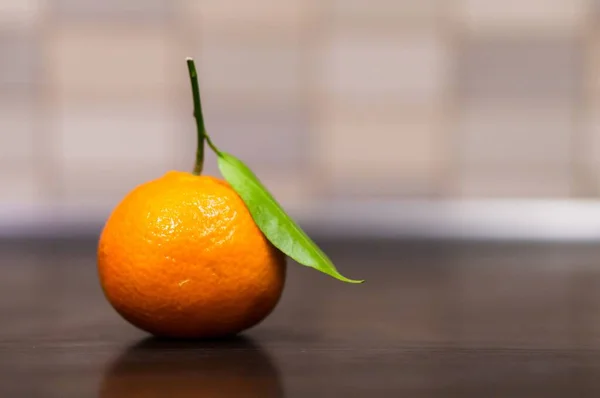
<box><xmin>1</xmin><ymin>1</ymin><xmax>599</xmax><ymax>219</ymax></box>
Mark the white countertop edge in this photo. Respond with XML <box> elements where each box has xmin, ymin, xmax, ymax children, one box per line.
<box><xmin>2</xmin><ymin>199</ymin><xmax>600</xmax><ymax>241</ymax></box>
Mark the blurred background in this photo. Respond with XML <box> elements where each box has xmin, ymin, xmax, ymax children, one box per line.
<box><xmin>5</xmin><ymin>5</ymin><xmax>600</xmax><ymax>396</ymax></box>
<box><xmin>2</xmin><ymin>0</ymin><xmax>599</xmax><ymax>240</ymax></box>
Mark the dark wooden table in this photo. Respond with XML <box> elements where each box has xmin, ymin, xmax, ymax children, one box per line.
<box><xmin>4</xmin><ymin>238</ymin><xmax>600</xmax><ymax>397</ymax></box>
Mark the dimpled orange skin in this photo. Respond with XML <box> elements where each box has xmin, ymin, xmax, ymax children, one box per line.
<box><xmin>97</xmin><ymin>171</ymin><xmax>286</xmax><ymax>339</ymax></box>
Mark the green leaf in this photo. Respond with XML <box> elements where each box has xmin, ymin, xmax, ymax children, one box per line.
<box><xmin>184</xmin><ymin>57</ymin><xmax>361</xmax><ymax>284</ymax></box>
<box><xmin>215</xmin><ymin>151</ymin><xmax>363</xmax><ymax>284</ymax></box>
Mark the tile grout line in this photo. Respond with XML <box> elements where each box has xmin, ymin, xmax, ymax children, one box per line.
<box><xmin>34</xmin><ymin>3</ymin><xmax>63</xmax><ymax>213</ymax></box>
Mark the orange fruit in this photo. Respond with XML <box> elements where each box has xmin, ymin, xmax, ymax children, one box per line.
<box><xmin>97</xmin><ymin>171</ymin><xmax>286</xmax><ymax>338</ymax></box>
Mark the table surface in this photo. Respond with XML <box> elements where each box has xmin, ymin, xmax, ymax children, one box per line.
<box><xmin>4</xmin><ymin>238</ymin><xmax>600</xmax><ymax>397</ymax></box>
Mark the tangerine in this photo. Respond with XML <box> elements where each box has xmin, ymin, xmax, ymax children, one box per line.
<box><xmin>97</xmin><ymin>171</ymin><xmax>286</xmax><ymax>338</ymax></box>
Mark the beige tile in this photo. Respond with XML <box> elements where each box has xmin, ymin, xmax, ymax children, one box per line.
<box><xmin>331</xmin><ymin>0</ymin><xmax>445</xmax><ymax>26</ymax></box>
<box><xmin>580</xmin><ymin>110</ymin><xmax>600</xmax><ymax>195</ymax></box>
<box><xmin>169</xmin><ymin>106</ymin><xmax>199</xmax><ymax>174</ymax></box>
<box><xmin>185</xmin><ymin>0</ymin><xmax>308</xmax><ymax>37</ymax></box>
<box><xmin>0</xmin><ymin>101</ymin><xmax>35</xmax><ymax>160</ymax></box>
<box><xmin>208</xmin><ymin>101</ymin><xmax>307</xmax><ymax>168</ymax></box>
<box><xmin>460</xmin><ymin>105</ymin><xmax>574</xmax><ymax>167</ymax></box>
<box><xmin>587</xmin><ymin>37</ymin><xmax>600</xmax><ymax>98</ymax></box>
<box><xmin>60</xmin><ymin>161</ymin><xmax>169</xmax><ymax>207</ymax></box>
<box><xmin>198</xmin><ymin>39</ymin><xmax>301</xmax><ymax>100</ymax></box>
<box><xmin>249</xmin><ymin>173</ymin><xmax>314</xmax><ymax>210</ymax></box>
<box><xmin>171</xmin><ymin>99</ymin><xmax>309</xmax><ymax>184</ymax></box>
<box><xmin>0</xmin><ymin>163</ymin><xmax>41</xmax><ymax>205</ymax></box>
<box><xmin>317</xmin><ymin>104</ymin><xmax>445</xmax><ymax>197</ymax></box>
<box><xmin>458</xmin><ymin>0</ymin><xmax>589</xmax><ymax>34</ymax></box>
<box><xmin>51</xmin><ymin>0</ymin><xmax>174</xmax><ymax>22</ymax></box>
<box><xmin>48</xmin><ymin>27</ymin><xmax>176</xmax><ymax>101</ymax></box>
<box><xmin>459</xmin><ymin>37</ymin><xmax>581</xmax><ymax>103</ymax></box>
<box><xmin>585</xmin><ymin>110</ymin><xmax>600</xmax><ymax>165</ymax></box>
<box><xmin>458</xmin><ymin>167</ymin><xmax>571</xmax><ymax>198</ymax></box>
<box><xmin>321</xmin><ymin>31</ymin><xmax>449</xmax><ymax>106</ymax></box>
<box><xmin>0</xmin><ymin>31</ymin><xmax>41</xmax><ymax>99</ymax></box>
<box><xmin>0</xmin><ymin>0</ymin><xmax>43</xmax><ymax>28</ymax></box>
<box><xmin>56</xmin><ymin>102</ymin><xmax>173</xmax><ymax>166</ymax></box>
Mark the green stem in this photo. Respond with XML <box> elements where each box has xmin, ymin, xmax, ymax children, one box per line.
<box><xmin>204</xmin><ymin>129</ymin><xmax>220</xmax><ymax>155</ymax></box>
<box><xmin>186</xmin><ymin>57</ymin><xmax>206</xmax><ymax>175</ymax></box>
